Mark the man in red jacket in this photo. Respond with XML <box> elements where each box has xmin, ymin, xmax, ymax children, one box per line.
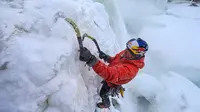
<box><xmin>79</xmin><ymin>38</ymin><xmax>148</xmax><ymax>108</ymax></box>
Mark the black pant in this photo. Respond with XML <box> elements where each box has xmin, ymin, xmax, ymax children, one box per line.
<box><xmin>100</xmin><ymin>81</ymin><xmax>111</xmax><ymax>107</ymax></box>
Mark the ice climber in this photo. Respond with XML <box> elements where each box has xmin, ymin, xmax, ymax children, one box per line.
<box><xmin>79</xmin><ymin>38</ymin><xmax>148</xmax><ymax>108</ymax></box>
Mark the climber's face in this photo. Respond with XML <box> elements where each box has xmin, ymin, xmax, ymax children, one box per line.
<box><xmin>124</xmin><ymin>48</ymin><xmax>134</xmax><ymax>59</ymax></box>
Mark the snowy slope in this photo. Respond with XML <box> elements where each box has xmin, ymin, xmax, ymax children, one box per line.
<box><xmin>120</xmin><ymin>72</ymin><xmax>200</xmax><ymax>112</ymax></box>
<box><xmin>139</xmin><ymin>3</ymin><xmax>200</xmax><ymax>87</ymax></box>
<box><xmin>1</xmin><ymin>0</ymin><xmax>200</xmax><ymax>112</ymax></box>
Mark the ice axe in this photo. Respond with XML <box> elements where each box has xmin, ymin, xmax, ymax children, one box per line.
<box><xmin>82</xmin><ymin>33</ymin><xmax>111</xmax><ymax>63</ymax></box>
<box><xmin>82</xmin><ymin>33</ymin><xmax>101</xmax><ymax>53</ymax></box>
<box><xmin>65</xmin><ymin>18</ymin><xmax>84</xmax><ymax>50</ymax></box>
<box><xmin>65</xmin><ymin>18</ymin><xmax>103</xmax><ymax>60</ymax></box>
<box><xmin>64</xmin><ymin>17</ymin><xmax>101</xmax><ymax>53</ymax></box>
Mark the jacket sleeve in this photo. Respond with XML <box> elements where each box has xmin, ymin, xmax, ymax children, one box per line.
<box><xmin>92</xmin><ymin>60</ymin><xmax>139</xmax><ymax>84</ymax></box>
<box><xmin>107</xmin><ymin>56</ymin><xmax>114</xmax><ymax>63</ymax></box>
<box><xmin>108</xmin><ymin>51</ymin><xmax>122</xmax><ymax>63</ymax></box>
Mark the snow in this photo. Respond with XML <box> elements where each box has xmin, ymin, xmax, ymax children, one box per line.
<box><xmin>140</xmin><ymin>14</ymin><xmax>200</xmax><ymax>67</ymax></box>
<box><xmin>138</xmin><ymin>3</ymin><xmax>200</xmax><ymax>87</ymax></box>
<box><xmin>96</xmin><ymin>0</ymin><xmax>130</xmax><ymax>49</ymax></box>
<box><xmin>122</xmin><ymin>72</ymin><xmax>200</xmax><ymax>112</ymax></box>
<box><xmin>167</xmin><ymin>3</ymin><xmax>200</xmax><ymax>19</ymax></box>
<box><xmin>0</xmin><ymin>0</ymin><xmax>117</xmax><ymax>112</ymax></box>
<box><xmin>1</xmin><ymin>0</ymin><xmax>200</xmax><ymax>112</ymax></box>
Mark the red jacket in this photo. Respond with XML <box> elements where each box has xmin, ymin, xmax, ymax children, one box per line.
<box><xmin>92</xmin><ymin>50</ymin><xmax>145</xmax><ymax>87</ymax></box>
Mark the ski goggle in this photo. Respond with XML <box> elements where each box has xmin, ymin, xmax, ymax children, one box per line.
<box><xmin>128</xmin><ymin>46</ymin><xmax>146</xmax><ymax>55</ymax></box>
<box><xmin>126</xmin><ymin>38</ymin><xmax>148</xmax><ymax>55</ymax></box>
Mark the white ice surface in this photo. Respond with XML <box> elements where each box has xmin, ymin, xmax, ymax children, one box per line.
<box><xmin>0</xmin><ymin>0</ymin><xmax>200</xmax><ymax>112</ymax></box>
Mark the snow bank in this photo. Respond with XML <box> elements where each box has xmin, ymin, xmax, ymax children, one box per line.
<box><xmin>120</xmin><ymin>72</ymin><xmax>200</xmax><ymax>112</ymax></box>
<box><xmin>140</xmin><ymin>4</ymin><xmax>200</xmax><ymax>68</ymax></box>
<box><xmin>138</xmin><ymin>4</ymin><xmax>200</xmax><ymax>87</ymax></box>
<box><xmin>114</xmin><ymin>0</ymin><xmax>167</xmax><ymax>35</ymax></box>
<box><xmin>95</xmin><ymin>0</ymin><xmax>130</xmax><ymax>49</ymax></box>
<box><xmin>167</xmin><ymin>3</ymin><xmax>200</xmax><ymax>19</ymax></box>
<box><xmin>140</xmin><ymin>14</ymin><xmax>200</xmax><ymax>67</ymax></box>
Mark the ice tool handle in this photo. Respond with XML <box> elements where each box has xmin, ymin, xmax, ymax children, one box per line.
<box><xmin>65</xmin><ymin>18</ymin><xmax>101</xmax><ymax>53</ymax></box>
<box><xmin>65</xmin><ymin>18</ymin><xmax>84</xmax><ymax>49</ymax></box>
<box><xmin>82</xmin><ymin>33</ymin><xmax>101</xmax><ymax>53</ymax></box>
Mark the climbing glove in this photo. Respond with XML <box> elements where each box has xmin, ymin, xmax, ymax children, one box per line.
<box><xmin>79</xmin><ymin>47</ymin><xmax>98</xmax><ymax>67</ymax></box>
<box><xmin>99</xmin><ymin>51</ymin><xmax>111</xmax><ymax>63</ymax></box>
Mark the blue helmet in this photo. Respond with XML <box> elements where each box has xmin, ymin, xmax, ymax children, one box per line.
<box><xmin>126</xmin><ymin>38</ymin><xmax>148</xmax><ymax>57</ymax></box>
